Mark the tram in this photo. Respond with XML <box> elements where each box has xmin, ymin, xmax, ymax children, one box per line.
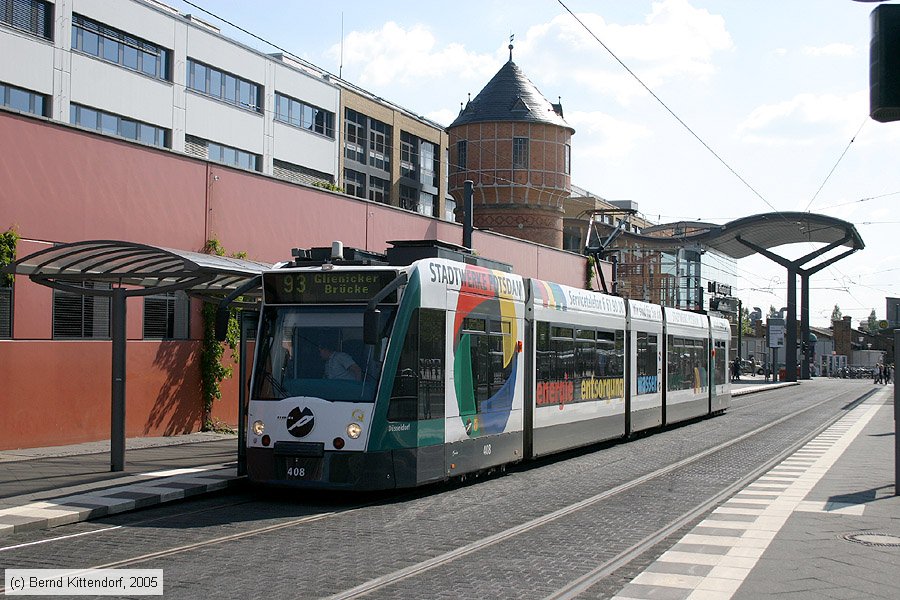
<box><xmin>244</xmin><ymin>243</ymin><xmax>730</xmax><ymax>490</ymax></box>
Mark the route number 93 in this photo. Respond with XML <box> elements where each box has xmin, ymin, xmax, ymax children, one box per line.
<box><xmin>282</xmin><ymin>274</ymin><xmax>307</xmax><ymax>294</ymax></box>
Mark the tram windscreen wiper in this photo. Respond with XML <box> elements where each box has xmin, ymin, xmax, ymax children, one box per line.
<box><xmin>264</xmin><ymin>372</ymin><xmax>289</xmax><ymax>399</ymax></box>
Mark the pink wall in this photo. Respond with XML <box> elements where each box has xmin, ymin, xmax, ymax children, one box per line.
<box><xmin>0</xmin><ymin>111</ymin><xmax>606</xmax><ymax>450</ymax></box>
<box><xmin>0</xmin><ymin>341</ymin><xmax>204</xmax><ymax>449</ymax></box>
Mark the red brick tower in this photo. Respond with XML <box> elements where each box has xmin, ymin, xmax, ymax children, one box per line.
<box><xmin>448</xmin><ymin>47</ymin><xmax>574</xmax><ymax>248</ymax></box>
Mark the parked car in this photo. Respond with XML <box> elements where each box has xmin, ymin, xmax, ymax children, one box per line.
<box><xmin>740</xmin><ymin>359</ymin><xmax>762</xmax><ymax>375</ymax></box>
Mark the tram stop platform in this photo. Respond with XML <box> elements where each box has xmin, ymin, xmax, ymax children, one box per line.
<box><xmin>0</xmin><ymin>432</ymin><xmax>241</xmax><ymax>536</ymax></box>
<box><xmin>1</xmin><ymin>382</ymin><xmax>897</xmax><ymax>600</ymax></box>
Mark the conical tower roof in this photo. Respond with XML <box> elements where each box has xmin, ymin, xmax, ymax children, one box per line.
<box><xmin>449</xmin><ymin>58</ymin><xmax>574</xmax><ymax>132</ymax></box>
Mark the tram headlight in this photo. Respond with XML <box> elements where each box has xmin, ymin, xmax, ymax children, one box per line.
<box><xmin>346</xmin><ymin>422</ymin><xmax>362</xmax><ymax>439</ymax></box>
<box><xmin>251</xmin><ymin>420</ymin><xmax>265</xmax><ymax>435</ymax></box>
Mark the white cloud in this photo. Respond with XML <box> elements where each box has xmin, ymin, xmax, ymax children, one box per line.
<box><xmin>566</xmin><ymin>111</ymin><xmax>652</xmax><ymax>159</ymax></box>
<box><xmin>802</xmin><ymin>43</ymin><xmax>856</xmax><ymax>58</ymax></box>
<box><xmin>497</xmin><ymin>0</ymin><xmax>733</xmax><ymax>107</ymax></box>
<box><xmin>329</xmin><ymin>0</ymin><xmax>733</xmax><ymax>106</ymax></box>
<box><xmin>737</xmin><ymin>90</ymin><xmax>868</xmax><ymax>144</ymax></box>
<box><xmin>327</xmin><ymin>21</ymin><xmax>497</xmax><ymax>87</ymax></box>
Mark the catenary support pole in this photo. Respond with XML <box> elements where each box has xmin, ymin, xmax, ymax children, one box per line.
<box><xmin>463</xmin><ymin>180</ymin><xmax>474</xmax><ymax>250</ymax></box>
<box><xmin>110</xmin><ymin>286</ymin><xmax>127</xmax><ymax>472</ymax></box>
<box><xmin>800</xmin><ymin>273</ymin><xmax>810</xmax><ymax>380</ymax></box>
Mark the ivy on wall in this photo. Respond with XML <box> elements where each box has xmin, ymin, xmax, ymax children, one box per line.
<box><xmin>313</xmin><ymin>181</ymin><xmax>344</xmax><ymax>193</ymax></box>
<box><xmin>1</xmin><ymin>226</ymin><xmax>19</xmax><ymax>287</ymax></box>
<box><xmin>200</xmin><ymin>239</ymin><xmax>244</xmax><ymax>432</ymax></box>
<box><xmin>585</xmin><ymin>255</ymin><xmax>596</xmax><ymax>290</ymax></box>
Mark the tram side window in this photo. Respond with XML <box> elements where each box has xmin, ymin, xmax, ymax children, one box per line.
<box><xmin>635</xmin><ymin>332</ymin><xmax>658</xmax><ymax>395</ymax></box>
<box><xmin>575</xmin><ymin>329</ymin><xmax>596</xmax><ymax>379</ymax></box>
<box><xmin>667</xmin><ymin>336</ymin><xmax>709</xmax><ymax>391</ymax></box>
<box><xmin>535</xmin><ymin>321</ymin><xmax>552</xmax><ymax>382</ymax></box>
<box><xmin>388</xmin><ymin>309</ymin><xmax>446</xmax><ymax>421</ymax></box>
<box><xmin>714</xmin><ymin>340</ymin><xmax>727</xmax><ymax>386</ymax></box>
<box><xmin>596</xmin><ymin>330</ymin><xmax>624</xmax><ymax>377</ymax></box>
<box><xmin>550</xmin><ymin>326</ymin><xmax>574</xmax><ymax>380</ymax></box>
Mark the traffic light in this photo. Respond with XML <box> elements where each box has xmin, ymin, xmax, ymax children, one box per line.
<box><xmin>870</xmin><ymin>4</ymin><xmax>900</xmax><ymax>122</ymax></box>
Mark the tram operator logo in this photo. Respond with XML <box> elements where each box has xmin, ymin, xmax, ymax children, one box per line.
<box><xmin>286</xmin><ymin>407</ymin><xmax>315</xmax><ymax>438</ymax></box>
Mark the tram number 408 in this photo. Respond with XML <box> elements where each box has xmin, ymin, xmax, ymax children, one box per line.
<box><xmin>284</xmin><ymin>457</ymin><xmax>319</xmax><ymax>480</ymax></box>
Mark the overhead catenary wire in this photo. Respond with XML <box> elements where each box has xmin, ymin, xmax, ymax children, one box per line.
<box><xmin>804</xmin><ymin>117</ymin><xmax>868</xmax><ymax>213</ymax></box>
<box><xmin>554</xmin><ymin>0</ymin><xmax>779</xmax><ymax>216</ymax></box>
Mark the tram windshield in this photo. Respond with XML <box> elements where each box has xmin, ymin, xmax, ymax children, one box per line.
<box><xmin>253</xmin><ymin>305</ymin><xmax>394</xmax><ymax>402</ymax></box>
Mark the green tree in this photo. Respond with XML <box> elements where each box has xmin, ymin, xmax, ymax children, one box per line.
<box><xmin>830</xmin><ymin>304</ymin><xmax>842</xmax><ymax>322</ymax></box>
<box><xmin>866</xmin><ymin>309</ymin><xmax>879</xmax><ymax>333</ymax></box>
<box><xmin>739</xmin><ymin>305</ymin><xmax>753</xmax><ymax>336</ymax></box>
<box><xmin>0</xmin><ymin>226</ymin><xmax>19</xmax><ymax>287</ymax></box>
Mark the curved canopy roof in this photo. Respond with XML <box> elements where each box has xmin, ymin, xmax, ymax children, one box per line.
<box><xmin>5</xmin><ymin>240</ymin><xmax>271</xmax><ymax>297</ymax></box>
<box><xmin>638</xmin><ymin>212</ymin><xmax>864</xmax><ymax>259</ymax></box>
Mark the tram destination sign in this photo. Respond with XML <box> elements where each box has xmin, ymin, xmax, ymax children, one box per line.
<box><xmin>263</xmin><ymin>270</ymin><xmax>398</xmax><ymax>304</ymax></box>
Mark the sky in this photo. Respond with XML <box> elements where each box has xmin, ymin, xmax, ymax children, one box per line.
<box><xmin>167</xmin><ymin>0</ymin><xmax>900</xmax><ymax>329</ymax></box>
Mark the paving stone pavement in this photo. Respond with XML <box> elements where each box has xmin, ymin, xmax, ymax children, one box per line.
<box><xmin>0</xmin><ymin>433</ymin><xmax>242</xmax><ymax>536</ymax></box>
<box><xmin>611</xmin><ymin>385</ymin><xmax>899</xmax><ymax>600</ymax></box>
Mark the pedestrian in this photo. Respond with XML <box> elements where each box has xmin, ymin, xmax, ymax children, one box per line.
<box><xmin>764</xmin><ymin>363</ymin><xmax>770</xmax><ymax>383</ymax></box>
<box><xmin>875</xmin><ymin>363</ymin><xmax>883</xmax><ymax>385</ymax></box>
<box><xmin>732</xmin><ymin>357</ymin><xmax>741</xmax><ymax>382</ymax></box>
<box><xmin>886</xmin><ymin>364</ymin><xmax>893</xmax><ymax>384</ymax></box>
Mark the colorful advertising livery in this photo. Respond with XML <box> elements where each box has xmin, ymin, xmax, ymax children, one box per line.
<box><xmin>244</xmin><ymin>254</ymin><xmax>730</xmax><ymax>490</ymax></box>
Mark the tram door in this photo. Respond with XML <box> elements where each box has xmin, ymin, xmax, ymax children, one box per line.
<box><xmin>385</xmin><ymin>308</ymin><xmax>446</xmax><ymax>486</ymax></box>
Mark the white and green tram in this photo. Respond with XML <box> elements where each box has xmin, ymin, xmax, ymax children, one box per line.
<box><xmin>246</xmin><ymin>250</ymin><xmax>730</xmax><ymax>490</ymax></box>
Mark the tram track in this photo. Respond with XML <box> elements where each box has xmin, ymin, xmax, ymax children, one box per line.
<box><xmin>0</xmin><ymin>384</ymin><xmax>870</xmax><ymax>599</ymax></box>
<box><xmin>325</xmin><ymin>387</ymin><xmax>873</xmax><ymax>600</ymax></box>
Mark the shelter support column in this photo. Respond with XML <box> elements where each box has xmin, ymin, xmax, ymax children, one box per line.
<box><xmin>786</xmin><ymin>267</ymin><xmax>798</xmax><ymax>382</ymax></box>
<box><xmin>111</xmin><ymin>286</ymin><xmax>127</xmax><ymax>472</ymax></box>
<box><xmin>801</xmin><ymin>273</ymin><xmax>811</xmax><ymax>380</ymax></box>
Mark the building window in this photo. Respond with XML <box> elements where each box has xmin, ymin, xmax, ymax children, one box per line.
<box><xmin>456</xmin><ymin>140</ymin><xmax>467</xmax><ymax>173</ymax></box>
<box><xmin>0</xmin><ymin>284</ymin><xmax>11</xmax><ymax>338</ymax></box>
<box><xmin>369</xmin><ymin>120</ymin><xmax>391</xmax><ymax>171</ymax></box>
<box><xmin>273</xmin><ymin>159</ymin><xmax>334</xmax><ymax>187</ymax></box>
<box><xmin>0</xmin><ymin>81</ymin><xmax>48</xmax><ymax>116</ymax></box>
<box><xmin>418</xmin><ymin>191</ymin><xmax>436</xmax><ymax>217</ymax></box>
<box><xmin>562</xmin><ymin>226</ymin><xmax>582</xmax><ymax>252</ymax></box>
<box><xmin>368</xmin><ymin>175</ymin><xmax>390</xmax><ymax>204</ymax></box>
<box><xmin>444</xmin><ymin>197</ymin><xmax>456</xmax><ymax>222</ymax></box>
<box><xmin>185</xmin><ymin>134</ymin><xmax>260</xmax><ymax>171</ymax></box>
<box><xmin>187</xmin><ymin>59</ymin><xmax>261</xmax><ymax>112</ymax></box>
<box><xmin>399</xmin><ymin>184</ymin><xmax>417</xmax><ymax>211</ymax></box>
<box><xmin>420</xmin><ymin>140</ymin><xmax>438</xmax><ymax>188</ymax></box>
<box><xmin>143</xmin><ymin>291</ymin><xmax>189</xmax><ymax>340</ymax></box>
<box><xmin>70</xmin><ymin>103</ymin><xmax>169</xmax><ymax>148</ymax></box>
<box><xmin>71</xmin><ymin>14</ymin><xmax>170</xmax><ymax>81</ymax></box>
<box><xmin>343</xmin><ymin>108</ymin><xmax>366</xmax><ymax>164</ymax></box>
<box><xmin>274</xmin><ymin>92</ymin><xmax>334</xmax><ymax>138</ymax></box>
<box><xmin>400</xmin><ymin>131</ymin><xmax>417</xmax><ymax>180</ymax></box>
<box><xmin>1</xmin><ymin>0</ymin><xmax>51</xmax><ymax>40</ymax></box>
<box><xmin>564</xmin><ymin>143</ymin><xmax>571</xmax><ymax>175</ymax></box>
<box><xmin>513</xmin><ymin>137</ymin><xmax>529</xmax><ymax>169</ymax></box>
<box><xmin>52</xmin><ymin>282</ymin><xmax>110</xmax><ymax>339</ymax></box>
<box><xmin>343</xmin><ymin>168</ymin><xmax>365</xmax><ymax>199</ymax></box>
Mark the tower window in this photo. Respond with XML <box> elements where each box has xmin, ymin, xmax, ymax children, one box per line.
<box><xmin>456</xmin><ymin>140</ymin><xmax>467</xmax><ymax>173</ymax></box>
<box><xmin>513</xmin><ymin>137</ymin><xmax>529</xmax><ymax>169</ymax></box>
